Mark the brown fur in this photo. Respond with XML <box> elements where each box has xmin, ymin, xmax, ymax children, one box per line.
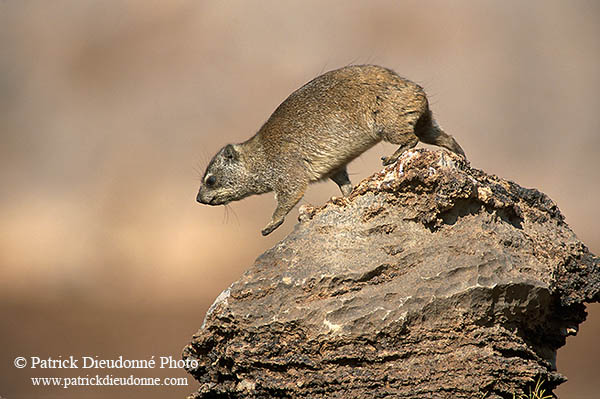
<box><xmin>197</xmin><ymin>65</ymin><xmax>466</xmax><ymax>235</ymax></box>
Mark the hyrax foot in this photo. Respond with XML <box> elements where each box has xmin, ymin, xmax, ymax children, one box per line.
<box><xmin>330</xmin><ymin>168</ymin><xmax>353</xmax><ymax>196</ymax></box>
<box><xmin>381</xmin><ymin>155</ymin><xmax>395</xmax><ymax>166</ymax></box>
<box><xmin>340</xmin><ymin>184</ymin><xmax>352</xmax><ymax>197</ymax></box>
<box><xmin>382</xmin><ymin>133</ymin><xmax>419</xmax><ymax>165</ymax></box>
<box><xmin>382</xmin><ymin>145</ymin><xmax>414</xmax><ymax>166</ymax></box>
<box><xmin>261</xmin><ymin>219</ymin><xmax>284</xmax><ymax>236</ymax></box>
<box><xmin>381</xmin><ymin>153</ymin><xmax>405</xmax><ymax>166</ymax></box>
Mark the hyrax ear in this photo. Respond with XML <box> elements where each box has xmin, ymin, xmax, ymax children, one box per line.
<box><xmin>223</xmin><ymin>144</ymin><xmax>239</xmax><ymax>161</ymax></box>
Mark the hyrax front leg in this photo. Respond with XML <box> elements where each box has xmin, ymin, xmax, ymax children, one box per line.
<box><xmin>330</xmin><ymin>168</ymin><xmax>353</xmax><ymax>197</ymax></box>
<box><xmin>261</xmin><ymin>184</ymin><xmax>307</xmax><ymax>236</ymax></box>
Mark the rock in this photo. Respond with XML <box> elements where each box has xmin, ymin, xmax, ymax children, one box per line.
<box><xmin>183</xmin><ymin>149</ymin><xmax>599</xmax><ymax>398</ymax></box>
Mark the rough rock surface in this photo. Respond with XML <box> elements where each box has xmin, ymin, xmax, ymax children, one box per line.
<box><xmin>183</xmin><ymin>149</ymin><xmax>599</xmax><ymax>398</ymax></box>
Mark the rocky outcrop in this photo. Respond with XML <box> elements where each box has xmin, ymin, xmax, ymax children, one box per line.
<box><xmin>183</xmin><ymin>149</ymin><xmax>599</xmax><ymax>398</ymax></box>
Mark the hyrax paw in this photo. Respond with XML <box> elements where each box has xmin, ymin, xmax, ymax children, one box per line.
<box><xmin>261</xmin><ymin>219</ymin><xmax>284</xmax><ymax>236</ymax></box>
<box><xmin>381</xmin><ymin>156</ymin><xmax>393</xmax><ymax>166</ymax></box>
<box><xmin>261</xmin><ymin>226</ymin><xmax>274</xmax><ymax>236</ymax></box>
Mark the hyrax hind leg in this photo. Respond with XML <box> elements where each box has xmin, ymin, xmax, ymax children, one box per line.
<box><xmin>415</xmin><ymin>111</ymin><xmax>467</xmax><ymax>159</ymax></box>
<box><xmin>380</xmin><ymin>109</ymin><xmax>421</xmax><ymax>166</ymax></box>
<box><xmin>330</xmin><ymin>168</ymin><xmax>353</xmax><ymax>196</ymax></box>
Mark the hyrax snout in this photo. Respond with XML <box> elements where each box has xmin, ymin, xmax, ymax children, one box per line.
<box><xmin>197</xmin><ymin>65</ymin><xmax>466</xmax><ymax>236</ymax></box>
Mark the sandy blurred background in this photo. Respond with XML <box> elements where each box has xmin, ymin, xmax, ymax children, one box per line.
<box><xmin>1</xmin><ymin>1</ymin><xmax>598</xmax><ymax>398</ymax></box>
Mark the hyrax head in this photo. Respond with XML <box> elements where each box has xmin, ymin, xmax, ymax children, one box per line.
<box><xmin>196</xmin><ymin>144</ymin><xmax>250</xmax><ymax>206</ymax></box>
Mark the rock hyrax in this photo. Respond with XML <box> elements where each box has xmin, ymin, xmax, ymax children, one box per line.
<box><xmin>197</xmin><ymin>65</ymin><xmax>466</xmax><ymax>235</ymax></box>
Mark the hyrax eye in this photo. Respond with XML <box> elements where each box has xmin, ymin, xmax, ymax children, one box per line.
<box><xmin>205</xmin><ymin>176</ymin><xmax>216</xmax><ymax>187</ymax></box>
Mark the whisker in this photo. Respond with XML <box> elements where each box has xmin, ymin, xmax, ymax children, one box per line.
<box><xmin>192</xmin><ymin>164</ymin><xmax>204</xmax><ymax>181</ymax></box>
<box><xmin>192</xmin><ymin>148</ymin><xmax>212</xmax><ymax>181</ymax></box>
<box><xmin>222</xmin><ymin>205</ymin><xmax>229</xmax><ymax>225</ymax></box>
<box><xmin>225</xmin><ymin>204</ymin><xmax>240</xmax><ymax>226</ymax></box>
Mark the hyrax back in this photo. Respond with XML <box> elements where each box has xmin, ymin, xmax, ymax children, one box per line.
<box><xmin>197</xmin><ymin>65</ymin><xmax>466</xmax><ymax>235</ymax></box>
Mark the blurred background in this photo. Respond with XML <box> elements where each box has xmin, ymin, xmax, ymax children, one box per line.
<box><xmin>1</xmin><ymin>1</ymin><xmax>598</xmax><ymax>398</ymax></box>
